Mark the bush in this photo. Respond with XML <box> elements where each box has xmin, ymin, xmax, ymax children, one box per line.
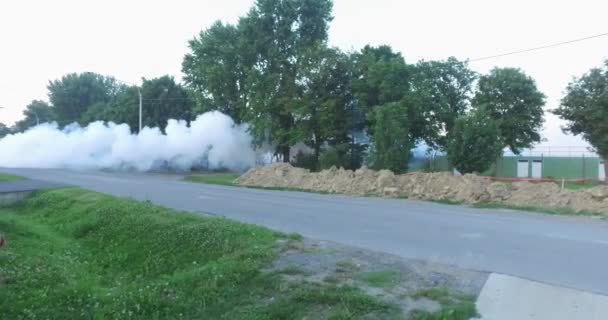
<box><xmin>446</xmin><ymin>107</ymin><xmax>503</xmax><ymax>174</ymax></box>
<box><xmin>368</xmin><ymin>102</ymin><xmax>413</xmax><ymax>173</ymax></box>
<box><xmin>319</xmin><ymin>147</ymin><xmax>343</xmax><ymax>169</ymax></box>
<box><xmin>291</xmin><ymin>151</ymin><xmax>318</xmax><ymax>171</ymax></box>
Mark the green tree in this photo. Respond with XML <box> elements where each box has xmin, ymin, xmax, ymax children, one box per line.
<box><xmin>446</xmin><ymin>108</ymin><xmax>503</xmax><ymax>174</ymax></box>
<box><xmin>182</xmin><ymin>21</ymin><xmax>250</xmax><ymax>123</ymax></box>
<box><xmin>297</xmin><ymin>47</ymin><xmax>358</xmax><ymax>168</ymax></box>
<box><xmin>411</xmin><ymin>57</ymin><xmax>477</xmax><ymax>148</ymax></box>
<box><xmin>553</xmin><ymin>60</ymin><xmax>608</xmax><ymax>179</ymax></box>
<box><xmin>139</xmin><ymin>76</ymin><xmax>194</xmax><ymax>130</ymax></box>
<box><xmin>13</xmin><ymin>100</ymin><xmax>56</xmax><ymax>132</ymax></box>
<box><xmin>238</xmin><ymin>0</ymin><xmax>334</xmax><ymax>161</ymax></box>
<box><xmin>48</xmin><ymin>72</ymin><xmax>120</xmax><ymax>125</ymax></box>
<box><xmin>368</xmin><ymin>102</ymin><xmax>413</xmax><ymax>173</ymax></box>
<box><xmin>0</xmin><ymin>123</ymin><xmax>11</xmax><ymax>138</ymax></box>
<box><xmin>350</xmin><ymin>45</ymin><xmax>411</xmax><ymax>135</ymax></box>
<box><xmin>85</xmin><ymin>76</ymin><xmax>194</xmax><ymax>132</ymax></box>
<box><xmin>472</xmin><ymin>68</ymin><xmax>545</xmax><ymax>154</ymax></box>
<box><xmin>185</xmin><ymin>0</ymin><xmax>334</xmax><ymax>161</ymax></box>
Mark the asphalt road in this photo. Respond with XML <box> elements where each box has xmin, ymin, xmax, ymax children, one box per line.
<box><xmin>2</xmin><ymin>168</ymin><xmax>608</xmax><ymax>295</ymax></box>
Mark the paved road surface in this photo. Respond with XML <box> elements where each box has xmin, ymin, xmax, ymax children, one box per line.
<box><xmin>2</xmin><ymin>168</ymin><xmax>608</xmax><ymax>295</ymax></box>
<box><xmin>0</xmin><ymin>179</ymin><xmax>64</xmax><ymax>193</ymax></box>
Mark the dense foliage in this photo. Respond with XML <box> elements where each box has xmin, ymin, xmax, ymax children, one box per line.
<box><xmin>554</xmin><ymin>60</ymin><xmax>608</xmax><ymax>178</ymax></box>
<box><xmin>7</xmin><ymin>0</ymin><xmax>549</xmax><ymax>173</ymax></box>
<box><xmin>446</xmin><ymin>108</ymin><xmax>503</xmax><ymax>174</ymax></box>
<box><xmin>368</xmin><ymin>102</ymin><xmax>413</xmax><ymax>173</ymax></box>
<box><xmin>0</xmin><ymin>123</ymin><xmax>11</xmax><ymax>139</ymax></box>
<box><xmin>472</xmin><ymin>68</ymin><xmax>545</xmax><ymax>154</ymax></box>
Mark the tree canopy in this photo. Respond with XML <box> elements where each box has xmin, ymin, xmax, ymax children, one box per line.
<box><xmin>94</xmin><ymin>76</ymin><xmax>194</xmax><ymax>131</ymax></box>
<box><xmin>48</xmin><ymin>72</ymin><xmax>120</xmax><ymax>125</ymax></box>
<box><xmin>472</xmin><ymin>68</ymin><xmax>545</xmax><ymax>154</ymax></box>
<box><xmin>554</xmin><ymin>60</ymin><xmax>608</xmax><ymax>163</ymax></box>
<box><xmin>13</xmin><ymin>100</ymin><xmax>56</xmax><ymax>131</ymax></box>
<box><xmin>446</xmin><ymin>107</ymin><xmax>503</xmax><ymax>174</ymax></box>
<box><xmin>183</xmin><ymin>0</ymin><xmax>334</xmax><ymax>162</ymax></box>
<box><xmin>0</xmin><ymin>123</ymin><xmax>10</xmax><ymax>139</ymax></box>
<box><xmin>410</xmin><ymin>57</ymin><xmax>477</xmax><ymax>148</ymax></box>
<box><xmin>8</xmin><ymin>0</ymin><xmax>553</xmax><ymax>175</ymax></box>
<box><xmin>367</xmin><ymin>102</ymin><xmax>413</xmax><ymax>173</ymax></box>
<box><xmin>183</xmin><ymin>21</ymin><xmax>249</xmax><ymax>123</ymax></box>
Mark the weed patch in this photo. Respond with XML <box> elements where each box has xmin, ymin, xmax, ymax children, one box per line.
<box><xmin>356</xmin><ymin>269</ymin><xmax>401</xmax><ymax>289</ymax></box>
<box><xmin>0</xmin><ymin>188</ymin><xmax>394</xmax><ymax>319</ymax></box>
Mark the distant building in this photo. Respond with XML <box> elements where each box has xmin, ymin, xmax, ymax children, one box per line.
<box><xmin>411</xmin><ymin>146</ymin><xmax>605</xmax><ymax>180</ymax></box>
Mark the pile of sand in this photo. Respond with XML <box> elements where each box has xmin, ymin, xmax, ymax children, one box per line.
<box><xmin>236</xmin><ymin>163</ymin><xmax>608</xmax><ymax>214</ymax></box>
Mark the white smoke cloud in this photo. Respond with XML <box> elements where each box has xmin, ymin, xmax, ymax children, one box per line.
<box><xmin>0</xmin><ymin>111</ymin><xmax>256</xmax><ymax>172</ymax></box>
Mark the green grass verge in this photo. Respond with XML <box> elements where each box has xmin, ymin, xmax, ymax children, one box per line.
<box><xmin>183</xmin><ymin>173</ymin><xmax>334</xmax><ymax>195</ymax></box>
<box><xmin>427</xmin><ymin>197</ymin><xmax>605</xmax><ymax>218</ymax></box>
<box><xmin>0</xmin><ymin>188</ymin><xmax>392</xmax><ymax>319</ymax></box>
<box><xmin>0</xmin><ymin>172</ymin><xmax>23</xmax><ymax>181</ymax></box>
<box><xmin>410</xmin><ymin>288</ymin><xmax>478</xmax><ymax>320</ymax></box>
<box><xmin>560</xmin><ymin>180</ymin><xmax>603</xmax><ymax>190</ymax></box>
<box><xmin>356</xmin><ymin>269</ymin><xmax>401</xmax><ymax>289</ymax></box>
<box><xmin>182</xmin><ymin>173</ymin><xmax>239</xmax><ymax>186</ymax></box>
<box><xmin>184</xmin><ymin>173</ymin><xmax>605</xmax><ymax>217</ymax></box>
<box><xmin>498</xmin><ymin>179</ymin><xmax>604</xmax><ymax>191</ymax></box>
<box><xmin>472</xmin><ymin>202</ymin><xmax>604</xmax><ymax>217</ymax></box>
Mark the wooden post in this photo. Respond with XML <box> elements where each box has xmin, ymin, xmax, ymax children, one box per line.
<box><xmin>541</xmin><ymin>153</ymin><xmax>544</xmax><ymax>178</ymax></box>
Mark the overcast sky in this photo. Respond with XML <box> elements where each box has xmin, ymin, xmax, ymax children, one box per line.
<box><xmin>1</xmin><ymin>0</ymin><xmax>606</xmax><ymax>150</ymax></box>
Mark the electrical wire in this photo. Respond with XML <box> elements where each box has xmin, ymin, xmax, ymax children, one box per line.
<box><xmin>469</xmin><ymin>32</ymin><xmax>608</xmax><ymax>62</ymax></box>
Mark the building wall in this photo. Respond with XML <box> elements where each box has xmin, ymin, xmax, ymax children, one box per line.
<box><xmin>497</xmin><ymin>156</ymin><xmax>600</xmax><ymax>179</ymax></box>
<box><xmin>412</xmin><ymin>155</ymin><xmax>604</xmax><ymax>179</ymax></box>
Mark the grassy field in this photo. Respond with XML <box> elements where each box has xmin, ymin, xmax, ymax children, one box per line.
<box><xmin>183</xmin><ymin>173</ymin><xmax>239</xmax><ymax>186</ymax></box>
<box><xmin>0</xmin><ymin>188</ymin><xmax>431</xmax><ymax>319</ymax></box>
<box><xmin>0</xmin><ymin>173</ymin><xmax>23</xmax><ymax>181</ymax></box>
<box><xmin>496</xmin><ymin>179</ymin><xmax>604</xmax><ymax>190</ymax></box>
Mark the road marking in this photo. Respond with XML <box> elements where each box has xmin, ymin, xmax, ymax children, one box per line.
<box><xmin>476</xmin><ymin>273</ymin><xmax>608</xmax><ymax>320</ymax></box>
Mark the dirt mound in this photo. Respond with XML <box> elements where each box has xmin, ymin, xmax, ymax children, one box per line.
<box><xmin>236</xmin><ymin>163</ymin><xmax>608</xmax><ymax>215</ymax></box>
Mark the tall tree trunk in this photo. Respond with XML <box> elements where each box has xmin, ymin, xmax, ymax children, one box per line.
<box><xmin>604</xmin><ymin>157</ymin><xmax>608</xmax><ymax>183</ymax></box>
<box><xmin>314</xmin><ymin>142</ymin><xmax>321</xmax><ymax>171</ymax></box>
<box><xmin>281</xmin><ymin>146</ymin><xmax>290</xmax><ymax>163</ymax></box>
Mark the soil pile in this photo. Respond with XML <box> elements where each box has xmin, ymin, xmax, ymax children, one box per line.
<box><xmin>236</xmin><ymin>163</ymin><xmax>608</xmax><ymax>214</ymax></box>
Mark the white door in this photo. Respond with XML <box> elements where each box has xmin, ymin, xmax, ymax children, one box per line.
<box><xmin>517</xmin><ymin>160</ymin><xmax>529</xmax><ymax>178</ymax></box>
<box><xmin>531</xmin><ymin>160</ymin><xmax>542</xmax><ymax>178</ymax></box>
<box><xmin>600</xmin><ymin>161</ymin><xmax>606</xmax><ymax>181</ymax></box>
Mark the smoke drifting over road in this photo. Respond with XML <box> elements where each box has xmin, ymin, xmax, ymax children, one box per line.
<box><xmin>0</xmin><ymin>111</ymin><xmax>256</xmax><ymax>172</ymax></box>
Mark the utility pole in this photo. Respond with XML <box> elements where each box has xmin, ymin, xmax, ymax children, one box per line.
<box><xmin>113</xmin><ymin>78</ymin><xmax>143</xmax><ymax>132</ymax></box>
<box><xmin>138</xmin><ymin>87</ymin><xmax>143</xmax><ymax>132</ymax></box>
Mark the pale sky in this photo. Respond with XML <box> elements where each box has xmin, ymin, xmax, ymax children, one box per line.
<box><xmin>1</xmin><ymin>0</ymin><xmax>607</xmax><ymax>151</ymax></box>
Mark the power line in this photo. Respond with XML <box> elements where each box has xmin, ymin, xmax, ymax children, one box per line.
<box><xmin>469</xmin><ymin>32</ymin><xmax>608</xmax><ymax>62</ymax></box>
<box><xmin>143</xmin><ymin>97</ymin><xmax>195</xmax><ymax>101</ymax></box>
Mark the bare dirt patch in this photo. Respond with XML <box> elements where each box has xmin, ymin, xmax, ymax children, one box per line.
<box><xmin>237</xmin><ymin>163</ymin><xmax>608</xmax><ymax>215</ymax></box>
